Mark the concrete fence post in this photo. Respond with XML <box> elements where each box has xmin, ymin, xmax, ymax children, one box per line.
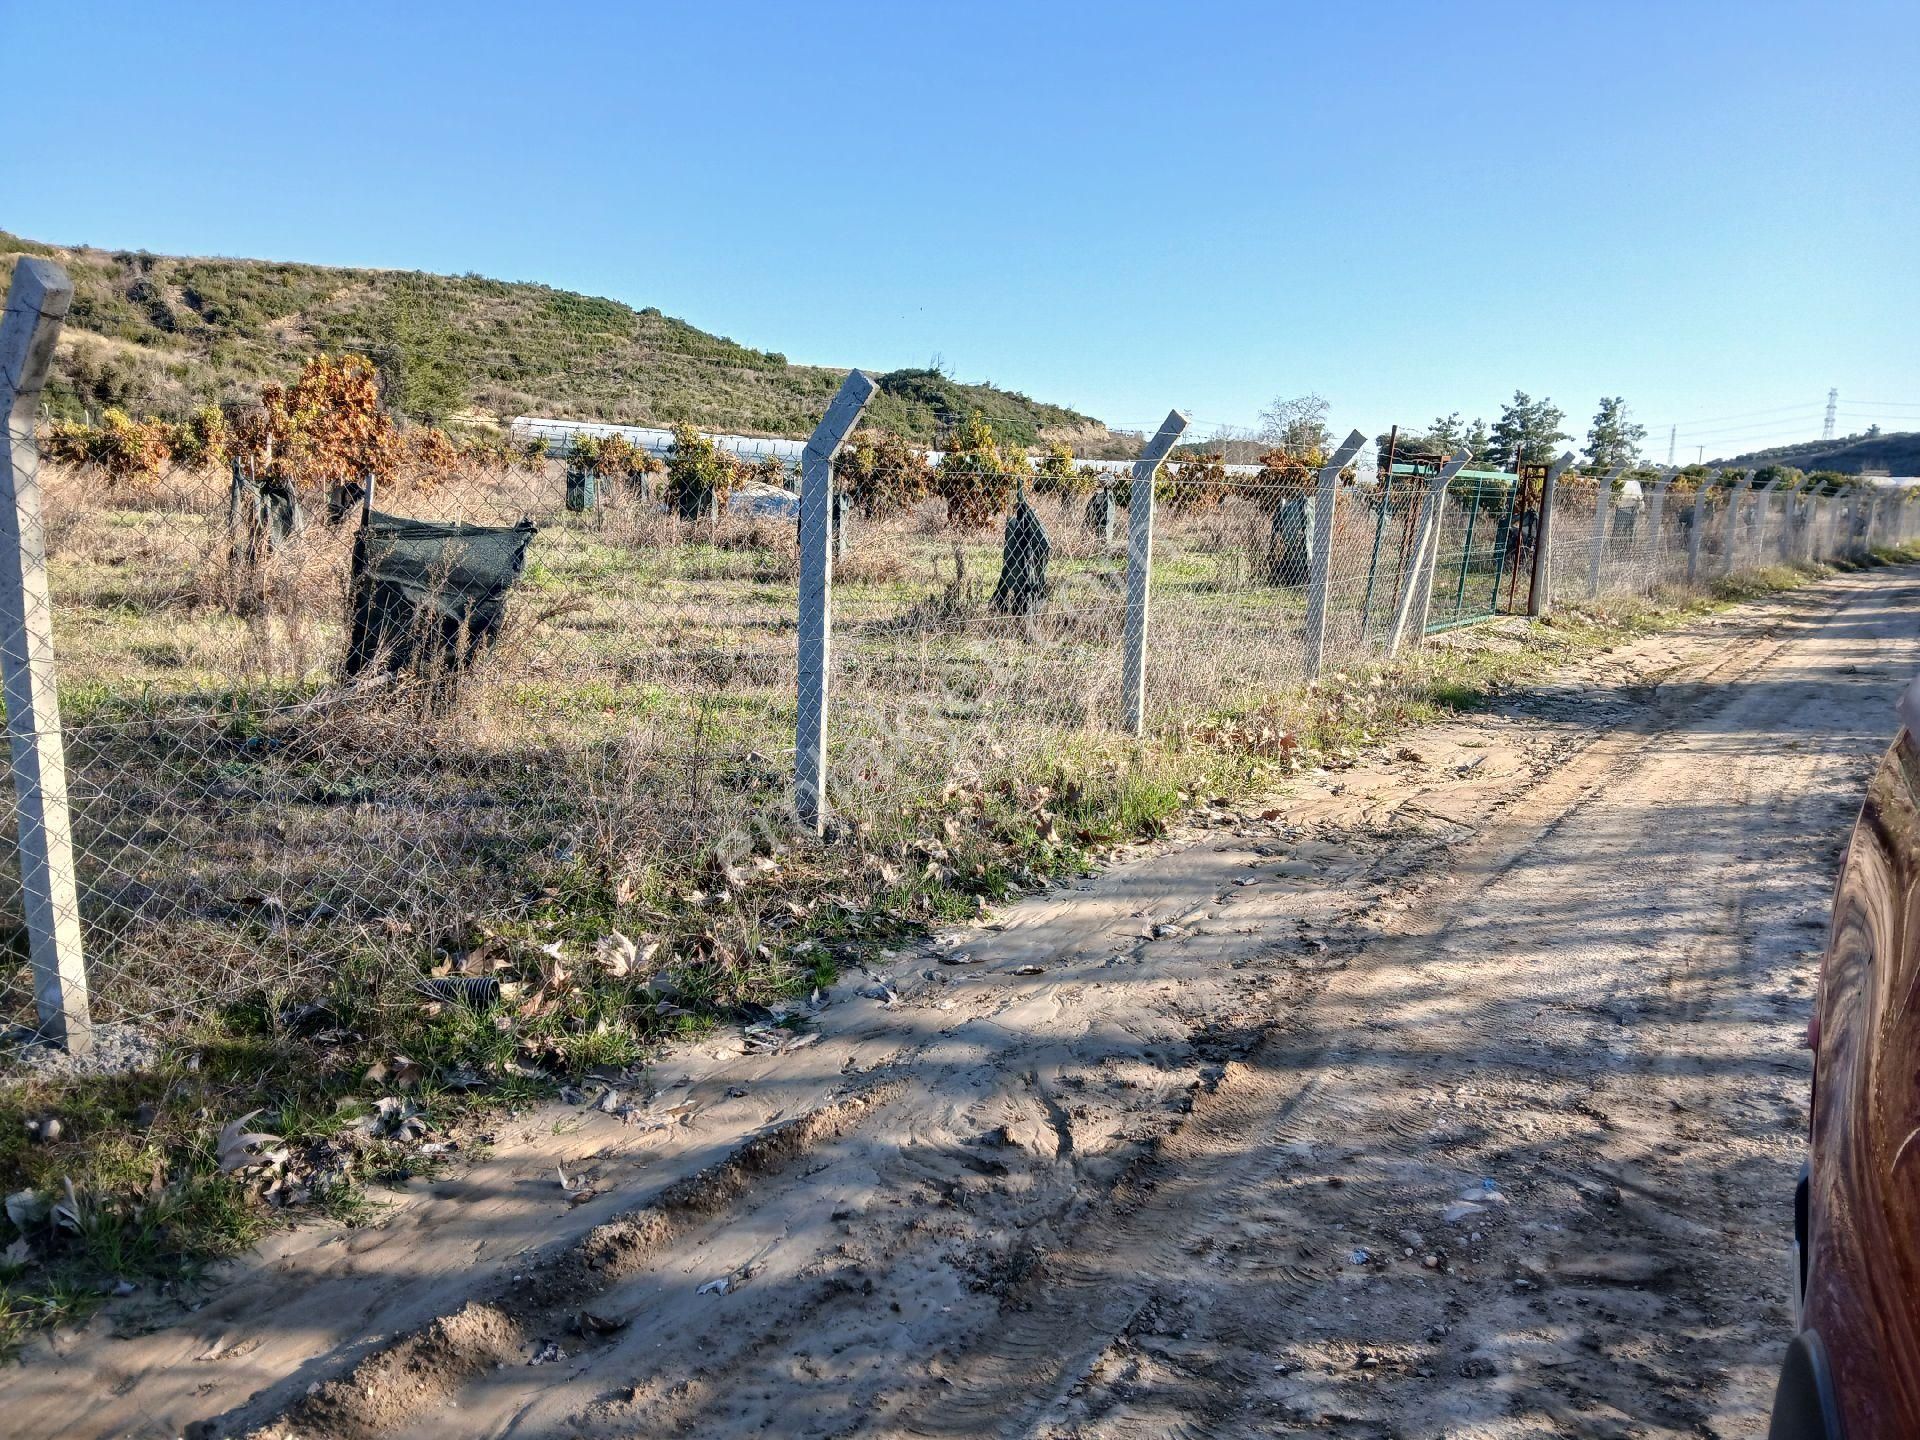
<box><xmin>1586</xmin><ymin>465</ymin><xmax>1625</xmax><ymax>598</ymax></box>
<box><xmin>1776</xmin><ymin>478</ymin><xmax>1807</xmax><ymax>563</ymax></box>
<box><xmin>1758</xmin><ymin>479</ymin><xmax>1787</xmax><ymax>566</ymax></box>
<box><xmin>793</xmin><ymin>369</ymin><xmax>877</xmax><ymax>834</ymax></box>
<box><xmin>0</xmin><ymin>258</ymin><xmax>90</xmax><ymax>1053</ymax></box>
<box><xmin>1119</xmin><ymin>409</ymin><xmax>1191</xmax><ymax>737</ymax></box>
<box><xmin>1721</xmin><ymin>472</ymin><xmax>1754</xmax><ymax>577</ymax></box>
<box><xmin>1643</xmin><ymin>474</ymin><xmax>1673</xmax><ymax>592</ymax></box>
<box><xmin>1527</xmin><ymin>450</ymin><xmax>1576</xmax><ymax>619</ymax></box>
<box><xmin>1686</xmin><ymin>474</ymin><xmax>1717</xmax><ymax>585</ymax></box>
<box><xmin>1386</xmin><ymin>447</ymin><xmax>1473</xmax><ymax>656</ymax></box>
<box><xmin>1301</xmin><ymin>429</ymin><xmax>1369</xmax><ymax>681</ymax></box>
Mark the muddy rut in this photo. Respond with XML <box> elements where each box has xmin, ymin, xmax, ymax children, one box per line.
<box><xmin>17</xmin><ymin>568</ymin><xmax>1919</xmax><ymax>1440</ymax></box>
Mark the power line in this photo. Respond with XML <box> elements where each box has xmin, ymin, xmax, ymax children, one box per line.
<box><xmin>1641</xmin><ymin>401</ymin><xmax>1824</xmax><ymax>431</ymax></box>
<box><xmin>1823</xmin><ymin>387</ymin><xmax>1837</xmax><ymax>442</ymax></box>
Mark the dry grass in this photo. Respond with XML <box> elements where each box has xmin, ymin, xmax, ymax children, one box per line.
<box><xmin>0</xmin><ymin>445</ymin><xmax>1899</xmax><ymax>1347</ymax></box>
<box><xmin>5</xmin><ymin>460</ymin><xmax>1867</xmax><ymax>1040</ymax></box>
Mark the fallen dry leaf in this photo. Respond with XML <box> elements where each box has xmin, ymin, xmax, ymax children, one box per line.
<box><xmin>593</xmin><ymin>931</ymin><xmax>636</xmax><ymax>978</ymax></box>
<box><xmin>218</xmin><ymin>1111</ymin><xmax>288</xmax><ymax>1174</ymax></box>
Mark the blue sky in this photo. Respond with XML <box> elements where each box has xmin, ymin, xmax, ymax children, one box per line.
<box><xmin>6</xmin><ymin>1</ymin><xmax>1918</xmax><ymax>454</ymax></box>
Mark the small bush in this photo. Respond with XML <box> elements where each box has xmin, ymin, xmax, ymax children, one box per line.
<box><xmin>665</xmin><ymin>422</ymin><xmax>740</xmax><ymax>520</ymax></box>
<box><xmin>1032</xmin><ymin>442</ymin><xmax>1094</xmax><ymax>501</ymax></box>
<box><xmin>223</xmin><ymin>353</ymin><xmax>399</xmax><ymax>493</ymax></box>
<box><xmin>1246</xmin><ymin>447</ymin><xmax>1314</xmax><ymax>512</ymax></box>
<box><xmin>1160</xmin><ymin>453</ymin><xmax>1229</xmax><ymax>513</ymax></box>
<box><xmin>838</xmin><ymin>429</ymin><xmax>933</xmax><ymax>518</ymax></box>
<box><xmin>402</xmin><ymin>425</ymin><xmax>459</xmax><ymax>472</ymax></box>
<box><xmin>740</xmin><ymin>455</ymin><xmax>787</xmax><ymax>489</ymax></box>
<box><xmin>157</xmin><ymin>405</ymin><xmax>229</xmax><ymax>471</ymax></box>
<box><xmin>935</xmin><ymin>412</ymin><xmax>1015</xmax><ymax>528</ymax></box>
<box><xmin>274</xmin><ymin>354</ymin><xmax>401</xmax><ymax>489</ymax></box>
<box><xmin>571</xmin><ymin>432</ymin><xmax>662</xmax><ymax>486</ymax></box>
<box><xmin>43</xmin><ymin>408</ymin><xmax>173</xmax><ymax>484</ymax></box>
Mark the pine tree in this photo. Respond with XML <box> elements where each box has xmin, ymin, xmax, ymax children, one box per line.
<box><xmin>1465</xmin><ymin>418</ymin><xmax>1490</xmax><ymax>463</ymax></box>
<box><xmin>1487</xmin><ymin>392</ymin><xmax>1569</xmax><ymax>465</ymax></box>
<box><xmin>1584</xmin><ymin>396</ymin><xmax>1647</xmax><ymax>470</ymax></box>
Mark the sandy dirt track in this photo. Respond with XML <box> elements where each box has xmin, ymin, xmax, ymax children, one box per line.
<box><xmin>16</xmin><ymin>566</ymin><xmax>1919</xmax><ymax>1440</ymax></box>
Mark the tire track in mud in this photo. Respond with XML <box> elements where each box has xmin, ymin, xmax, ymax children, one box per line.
<box><xmin>34</xmin><ymin>571</ymin><xmax>1909</xmax><ymax>1440</ymax></box>
<box><xmin>234</xmin><ymin>1086</ymin><xmax>899</xmax><ymax>1440</ymax></box>
<box><xmin>878</xmin><ymin>573</ymin><xmax>1919</xmax><ymax>1440</ymax></box>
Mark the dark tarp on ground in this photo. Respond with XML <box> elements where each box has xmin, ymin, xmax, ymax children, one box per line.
<box><xmin>326</xmin><ymin>480</ymin><xmax>367</xmax><ymax>526</ymax></box>
<box><xmin>230</xmin><ymin>462</ymin><xmax>303</xmax><ymax>560</ymax></box>
<box><xmin>566</xmin><ymin>468</ymin><xmax>597</xmax><ymax>512</ymax></box>
<box><xmin>990</xmin><ymin>497</ymin><xmax>1052</xmax><ymax>617</ymax></box>
<box><xmin>345</xmin><ymin>511</ymin><xmax>537</xmax><ymax>678</ymax></box>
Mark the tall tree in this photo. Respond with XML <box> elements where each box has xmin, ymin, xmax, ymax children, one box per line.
<box><xmin>1258</xmin><ymin>393</ymin><xmax>1330</xmax><ymax>456</ymax></box>
<box><xmin>1465</xmin><ymin>417</ymin><xmax>1490</xmax><ymax>463</ymax></box>
<box><xmin>1584</xmin><ymin>396</ymin><xmax>1647</xmax><ymax>470</ymax></box>
<box><xmin>375</xmin><ymin>281</ymin><xmax>468</xmax><ymax>425</ymax></box>
<box><xmin>1428</xmin><ymin>412</ymin><xmax>1464</xmax><ymax>452</ymax></box>
<box><xmin>1487</xmin><ymin>391</ymin><xmax>1569</xmax><ymax>466</ymax></box>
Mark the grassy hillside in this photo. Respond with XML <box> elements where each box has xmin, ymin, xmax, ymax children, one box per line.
<box><xmin>1</xmin><ymin>231</ymin><xmax>1122</xmax><ymax>450</ymax></box>
<box><xmin>1711</xmin><ymin>430</ymin><xmax>1920</xmax><ymax>475</ymax></box>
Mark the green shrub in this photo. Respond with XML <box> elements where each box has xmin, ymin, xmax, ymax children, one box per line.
<box><xmin>157</xmin><ymin>405</ymin><xmax>229</xmax><ymax>470</ymax></box>
<box><xmin>571</xmin><ymin>432</ymin><xmax>661</xmax><ymax>485</ymax></box>
<box><xmin>837</xmin><ymin>428</ymin><xmax>933</xmax><ymax>517</ymax></box>
<box><xmin>1243</xmin><ymin>447</ymin><xmax>1314</xmax><ymax>512</ymax></box>
<box><xmin>1159</xmin><ymin>453</ymin><xmax>1229</xmax><ymax>513</ymax></box>
<box><xmin>935</xmin><ymin>412</ymin><xmax>1015</xmax><ymax>528</ymax></box>
<box><xmin>42</xmin><ymin>408</ymin><xmax>172</xmax><ymax>484</ymax></box>
<box><xmin>665</xmin><ymin>422</ymin><xmax>740</xmax><ymax>519</ymax></box>
<box><xmin>1032</xmin><ymin>442</ymin><xmax>1094</xmax><ymax>501</ymax></box>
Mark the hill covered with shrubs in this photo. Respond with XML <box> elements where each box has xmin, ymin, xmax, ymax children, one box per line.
<box><xmin>1</xmin><ymin>231</ymin><xmax>1122</xmax><ymax>451</ymax></box>
<box><xmin>1712</xmin><ymin>429</ymin><xmax>1920</xmax><ymax>476</ymax></box>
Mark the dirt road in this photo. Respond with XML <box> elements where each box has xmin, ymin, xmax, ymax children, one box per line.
<box><xmin>20</xmin><ymin>567</ymin><xmax>1920</xmax><ymax>1440</ymax></box>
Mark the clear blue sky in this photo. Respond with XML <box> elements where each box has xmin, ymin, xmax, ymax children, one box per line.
<box><xmin>6</xmin><ymin>1</ymin><xmax>1918</xmax><ymax>455</ymax></box>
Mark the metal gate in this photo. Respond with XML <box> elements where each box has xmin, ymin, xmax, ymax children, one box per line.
<box><xmin>1424</xmin><ymin>467</ymin><xmax>1526</xmax><ymax>633</ymax></box>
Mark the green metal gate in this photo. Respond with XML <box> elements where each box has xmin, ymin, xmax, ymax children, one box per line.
<box><xmin>1424</xmin><ymin>468</ymin><xmax>1522</xmax><ymax>633</ymax></box>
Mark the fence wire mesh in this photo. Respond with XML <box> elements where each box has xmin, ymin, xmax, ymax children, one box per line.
<box><xmin>4</xmin><ymin>416</ymin><xmax>813</xmax><ymax>1036</ymax></box>
<box><xmin>2</xmin><ymin>314</ymin><xmax>1916</xmax><ymax>1056</ymax></box>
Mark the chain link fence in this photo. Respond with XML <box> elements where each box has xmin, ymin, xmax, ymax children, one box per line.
<box><xmin>4</xmin><ymin>258</ymin><xmax>1917</xmax><ymax>1056</ymax></box>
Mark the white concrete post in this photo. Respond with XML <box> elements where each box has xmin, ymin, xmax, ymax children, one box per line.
<box><xmin>1386</xmin><ymin>447</ymin><xmax>1474</xmax><ymax>656</ymax></box>
<box><xmin>0</xmin><ymin>259</ymin><xmax>90</xmax><ymax>1053</ymax></box>
<box><xmin>1526</xmin><ymin>450</ymin><xmax>1576</xmax><ymax>619</ymax></box>
<box><xmin>1721</xmin><ymin>472</ymin><xmax>1754</xmax><ymax>577</ymax></box>
<box><xmin>1776</xmin><ymin>477</ymin><xmax>1808</xmax><ymax>564</ymax></box>
<box><xmin>1759</xmin><ymin>479</ymin><xmax>1788</xmax><ymax>566</ymax></box>
<box><xmin>1643</xmin><ymin>474</ymin><xmax>1674</xmax><ymax>592</ymax></box>
<box><xmin>1119</xmin><ymin>410</ymin><xmax>1191</xmax><ymax>736</ymax></box>
<box><xmin>1301</xmin><ymin>429</ymin><xmax>1369</xmax><ymax>681</ymax></box>
<box><xmin>1868</xmin><ymin>490</ymin><xmax>1889</xmax><ymax>550</ymax></box>
<box><xmin>793</xmin><ymin>370</ymin><xmax>877</xmax><ymax>834</ymax></box>
<box><xmin>1586</xmin><ymin>465</ymin><xmax>1625</xmax><ymax>598</ymax></box>
<box><xmin>1686</xmin><ymin>475</ymin><xmax>1717</xmax><ymax>585</ymax></box>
